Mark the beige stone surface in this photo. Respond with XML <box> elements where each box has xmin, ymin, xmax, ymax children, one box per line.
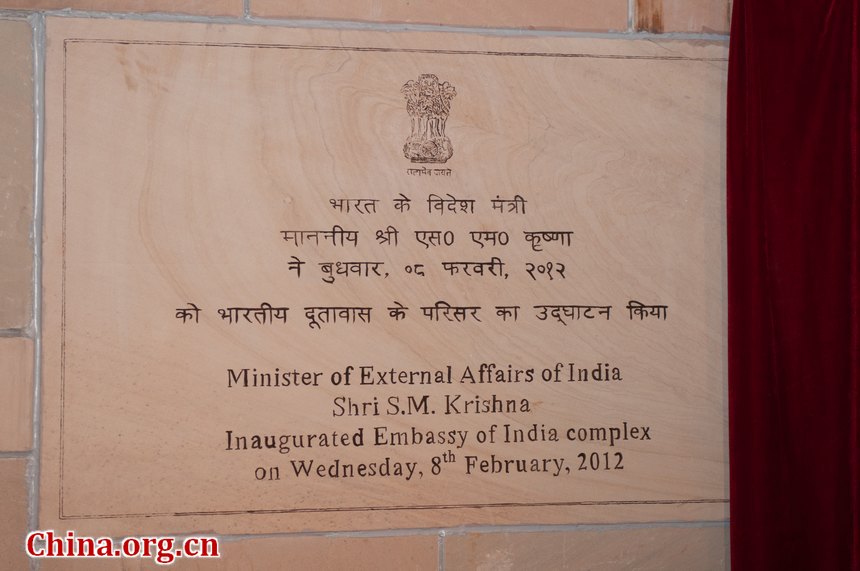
<box><xmin>663</xmin><ymin>0</ymin><xmax>731</xmax><ymax>33</ymax></box>
<box><xmin>41</xmin><ymin>560</ymin><xmax>133</xmax><ymax>570</ymax></box>
<box><xmin>41</xmin><ymin>17</ymin><xmax>728</xmax><ymax>536</ymax></box>
<box><xmin>0</xmin><ymin>0</ymin><xmax>241</xmax><ymax>16</ymax></box>
<box><xmin>0</xmin><ymin>337</ymin><xmax>34</xmax><ymax>451</ymax></box>
<box><xmin>0</xmin><ymin>459</ymin><xmax>30</xmax><ymax>571</ymax></box>
<box><xmin>637</xmin><ymin>0</ymin><xmax>731</xmax><ymax>33</ymax></box>
<box><xmin>0</xmin><ymin>19</ymin><xmax>34</xmax><ymax>331</ymax></box>
<box><xmin>41</xmin><ymin>534</ymin><xmax>438</xmax><ymax>570</ymax></box>
<box><xmin>445</xmin><ymin>525</ymin><xmax>729</xmax><ymax>570</ymax></box>
<box><xmin>251</xmin><ymin>0</ymin><xmax>629</xmax><ymax>31</ymax></box>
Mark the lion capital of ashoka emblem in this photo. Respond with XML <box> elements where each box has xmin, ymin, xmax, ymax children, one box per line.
<box><xmin>401</xmin><ymin>74</ymin><xmax>456</xmax><ymax>164</ymax></box>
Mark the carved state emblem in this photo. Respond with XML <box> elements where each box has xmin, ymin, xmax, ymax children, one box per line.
<box><xmin>401</xmin><ymin>74</ymin><xmax>456</xmax><ymax>164</ymax></box>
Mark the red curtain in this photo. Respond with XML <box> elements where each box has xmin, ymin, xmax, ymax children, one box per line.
<box><xmin>728</xmin><ymin>0</ymin><xmax>860</xmax><ymax>568</ymax></box>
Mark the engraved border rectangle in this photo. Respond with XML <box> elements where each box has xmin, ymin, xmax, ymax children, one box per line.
<box><xmin>58</xmin><ymin>37</ymin><xmax>729</xmax><ymax>520</ymax></box>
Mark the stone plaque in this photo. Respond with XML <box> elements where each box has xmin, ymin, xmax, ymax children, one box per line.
<box><xmin>41</xmin><ymin>18</ymin><xmax>728</xmax><ymax>535</ymax></box>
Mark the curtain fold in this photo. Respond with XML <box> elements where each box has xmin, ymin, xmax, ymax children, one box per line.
<box><xmin>727</xmin><ymin>0</ymin><xmax>860</xmax><ymax>568</ymax></box>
